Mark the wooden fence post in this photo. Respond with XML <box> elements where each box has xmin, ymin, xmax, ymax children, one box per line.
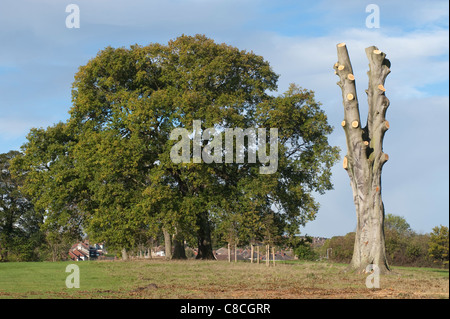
<box><xmin>272</xmin><ymin>247</ymin><xmax>275</xmax><ymax>266</ymax></box>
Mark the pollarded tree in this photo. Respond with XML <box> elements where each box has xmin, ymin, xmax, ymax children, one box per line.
<box><xmin>334</xmin><ymin>43</ymin><xmax>391</xmax><ymax>273</ymax></box>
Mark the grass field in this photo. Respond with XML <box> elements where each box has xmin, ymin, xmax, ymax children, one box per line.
<box><xmin>0</xmin><ymin>259</ymin><xmax>448</xmax><ymax>299</ymax></box>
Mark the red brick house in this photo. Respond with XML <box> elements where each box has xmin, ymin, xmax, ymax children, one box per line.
<box><xmin>69</xmin><ymin>241</ymin><xmax>106</xmax><ymax>261</ymax></box>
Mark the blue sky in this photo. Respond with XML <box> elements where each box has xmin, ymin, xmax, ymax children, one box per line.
<box><xmin>0</xmin><ymin>0</ymin><xmax>448</xmax><ymax>238</ymax></box>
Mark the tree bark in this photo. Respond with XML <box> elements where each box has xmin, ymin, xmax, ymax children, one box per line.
<box><xmin>195</xmin><ymin>211</ymin><xmax>216</xmax><ymax>260</ymax></box>
<box><xmin>149</xmin><ymin>238</ymin><xmax>154</xmax><ymax>259</ymax></box>
<box><xmin>172</xmin><ymin>234</ymin><xmax>187</xmax><ymax>259</ymax></box>
<box><xmin>334</xmin><ymin>43</ymin><xmax>391</xmax><ymax>274</ymax></box>
<box><xmin>121</xmin><ymin>247</ymin><xmax>128</xmax><ymax>261</ymax></box>
<box><xmin>163</xmin><ymin>228</ymin><xmax>172</xmax><ymax>260</ymax></box>
<box><xmin>272</xmin><ymin>247</ymin><xmax>275</xmax><ymax>267</ymax></box>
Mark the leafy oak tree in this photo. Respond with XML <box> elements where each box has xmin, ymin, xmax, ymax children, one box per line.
<box><xmin>13</xmin><ymin>35</ymin><xmax>339</xmax><ymax>259</ymax></box>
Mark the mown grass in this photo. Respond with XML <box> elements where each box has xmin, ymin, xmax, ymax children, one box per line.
<box><xmin>0</xmin><ymin>259</ymin><xmax>448</xmax><ymax>299</ymax></box>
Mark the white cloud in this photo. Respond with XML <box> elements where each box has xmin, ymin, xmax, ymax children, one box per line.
<box><xmin>244</xmin><ymin>27</ymin><xmax>449</xmax><ymax>100</ymax></box>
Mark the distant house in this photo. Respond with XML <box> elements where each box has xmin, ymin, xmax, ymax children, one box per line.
<box><xmin>69</xmin><ymin>241</ymin><xmax>107</xmax><ymax>261</ymax></box>
<box><xmin>154</xmin><ymin>246</ymin><xmax>166</xmax><ymax>257</ymax></box>
<box><xmin>214</xmin><ymin>247</ymin><xmax>228</xmax><ymax>258</ymax></box>
<box><xmin>91</xmin><ymin>243</ymin><xmax>106</xmax><ymax>257</ymax></box>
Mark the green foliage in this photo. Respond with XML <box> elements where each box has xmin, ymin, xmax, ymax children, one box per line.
<box><xmin>9</xmin><ymin>123</ymin><xmax>84</xmax><ymax>261</ymax></box>
<box><xmin>428</xmin><ymin>225</ymin><xmax>449</xmax><ymax>267</ymax></box>
<box><xmin>0</xmin><ymin>151</ymin><xmax>45</xmax><ymax>261</ymax></box>
<box><xmin>322</xmin><ymin>232</ymin><xmax>355</xmax><ymax>263</ymax></box>
<box><xmin>324</xmin><ymin>214</ymin><xmax>445</xmax><ymax>268</ymax></box>
<box><xmin>385</xmin><ymin>213</ymin><xmax>412</xmax><ymax>236</ymax></box>
<box><xmin>293</xmin><ymin>236</ymin><xmax>318</xmax><ymax>261</ymax></box>
<box><xmin>385</xmin><ymin>227</ymin><xmax>432</xmax><ymax>267</ymax></box>
<box><xmin>185</xmin><ymin>248</ymin><xmax>196</xmax><ymax>259</ymax></box>
<box><xmin>10</xmin><ymin>34</ymin><xmax>339</xmax><ymax>259</ymax></box>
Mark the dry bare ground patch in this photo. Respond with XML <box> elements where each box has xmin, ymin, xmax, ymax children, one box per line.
<box><xmin>87</xmin><ymin>260</ymin><xmax>449</xmax><ymax>299</ymax></box>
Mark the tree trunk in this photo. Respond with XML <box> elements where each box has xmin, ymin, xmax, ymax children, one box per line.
<box><xmin>163</xmin><ymin>228</ymin><xmax>172</xmax><ymax>260</ymax></box>
<box><xmin>51</xmin><ymin>244</ymin><xmax>57</xmax><ymax>262</ymax></box>
<box><xmin>272</xmin><ymin>247</ymin><xmax>275</xmax><ymax>266</ymax></box>
<box><xmin>149</xmin><ymin>238</ymin><xmax>154</xmax><ymax>259</ymax></box>
<box><xmin>334</xmin><ymin>43</ymin><xmax>391</xmax><ymax>274</ymax></box>
<box><xmin>121</xmin><ymin>247</ymin><xmax>128</xmax><ymax>261</ymax></box>
<box><xmin>172</xmin><ymin>235</ymin><xmax>187</xmax><ymax>259</ymax></box>
<box><xmin>195</xmin><ymin>211</ymin><xmax>216</xmax><ymax>260</ymax></box>
<box><xmin>257</xmin><ymin>246</ymin><xmax>260</xmax><ymax>264</ymax></box>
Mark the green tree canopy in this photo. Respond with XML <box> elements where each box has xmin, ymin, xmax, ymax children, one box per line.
<box><xmin>12</xmin><ymin>34</ymin><xmax>339</xmax><ymax>259</ymax></box>
<box><xmin>428</xmin><ymin>225</ymin><xmax>449</xmax><ymax>267</ymax></box>
<box><xmin>0</xmin><ymin>151</ymin><xmax>44</xmax><ymax>261</ymax></box>
<box><xmin>385</xmin><ymin>213</ymin><xmax>412</xmax><ymax>236</ymax></box>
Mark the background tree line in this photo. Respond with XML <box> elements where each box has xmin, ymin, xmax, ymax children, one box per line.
<box><xmin>319</xmin><ymin>214</ymin><xmax>448</xmax><ymax>268</ymax></box>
